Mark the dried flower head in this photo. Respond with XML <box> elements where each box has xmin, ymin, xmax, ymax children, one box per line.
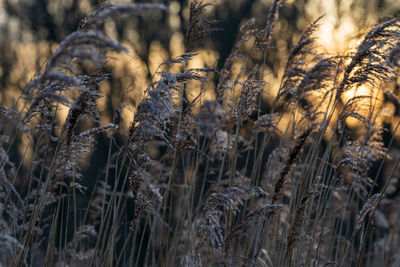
<box><xmin>197</xmin><ymin>184</ymin><xmax>266</xmax><ymax>251</ymax></box>
<box><xmin>186</xmin><ymin>0</ymin><xmax>219</xmax><ymax>52</ymax></box>
<box><xmin>79</xmin><ymin>3</ymin><xmax>167</xmax><ymax>30</ymax></box>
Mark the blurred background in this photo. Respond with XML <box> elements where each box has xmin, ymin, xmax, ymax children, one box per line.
<box><xmin>1</xmin><ymin>0</ymin><xmax>400</xmax><ymax>179</ymax></box>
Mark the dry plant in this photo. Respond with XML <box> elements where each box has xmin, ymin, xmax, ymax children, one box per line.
<box><xmin>1</xmin><ymin>1</ymin><xmax>400</xmax><ymax>266</ymax></box>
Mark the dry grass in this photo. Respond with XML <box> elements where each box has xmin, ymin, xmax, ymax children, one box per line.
<box><xmin>1</xmin><ymin>1</ymin><xmax>400</xmax><ymax>266</ymax></box>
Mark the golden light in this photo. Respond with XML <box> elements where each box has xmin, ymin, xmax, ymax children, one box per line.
<box><xmin>277</xmin><ymin>111</ymin><xmax>293</xmax><ymax>134</ymax></box>
<box><xmin>106</xmin><ymin>43</ymin><xmax>150</xmax><ymax>129</ymax></box>
<box><xmin>341</xmin><ymin>83</ymin><xmax>384</xmax><ymax>128</ymax></box>
<box><xmin>98</xmin><ymin>81</ymin><xmax>111</xmax><ymax>124</ymax></box>
<box><xmin>148</xmin><ymin>40</ymin><xmax>169</xmax><ymax>81</ymax></box>
<box><xmin>169</xmin><ymin>1</ymin><xmax>181</xmax><ymax>31</ymax></box>
<box><xmin>382</xmin><ymin>102</ymin><xmax>396</xmax><ymax>124</ymax></box>
<box><xmin>169</xmin><ymin>32</ymin><xmax>185</xmax><ymax>59</ymax></box>
<box><xmin>185</xmin><ymin>49</ymin><xmax>219</xmax><ymax>114</ymax></box>
<box><xmin>19</xmin><ymin>133</ymin><xmax>33</xmax><ymax>169</ymax></box>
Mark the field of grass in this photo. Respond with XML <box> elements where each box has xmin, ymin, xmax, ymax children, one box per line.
<box><xmin>1</xmin><ymin>1</ymin><xmax>400</xmax><ymax>266</ymax></box>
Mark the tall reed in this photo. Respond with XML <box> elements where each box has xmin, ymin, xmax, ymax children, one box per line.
<box><xmin>0</xmin><ymin>1</ymin><xmax>400</xmax><ymax>266</ymax></box>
